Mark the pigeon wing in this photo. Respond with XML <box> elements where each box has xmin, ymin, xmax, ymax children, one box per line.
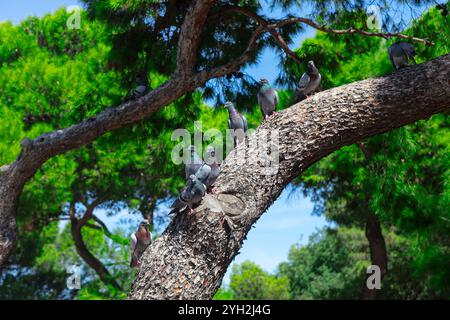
<box><xmin>130</xmin><ymin>233</ymin><xmax>138</xmax><ymax>267</ymax></box>
<box><xmin>273</xmin><ymin>89</ymin><xmax>279</xmax><ymax>108</ymax></box>
<box><xmin>298</xmin><ymin>72</ymin><xmax>310</xmax><ymax>90</ymax></box>
<box><xmin>195</xmin><ymin>163</ymin><xmax>212</xmax><ymax>183</ymax></box>
<box><xmin>242</xmin><ymin>115</ymin><xmax>248</xmax><ymax>132</ymax></box>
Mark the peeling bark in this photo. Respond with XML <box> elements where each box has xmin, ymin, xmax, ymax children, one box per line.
<box><xmin>129</xmin><ymin>55</ymin><xmax>450</xmax><ymax>299</ymax></box>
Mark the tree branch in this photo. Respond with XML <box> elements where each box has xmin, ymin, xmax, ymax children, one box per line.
<box><xmin>129</xmin><ymin>54</ymin><xmax>450</xmax><ymax>299</ymax></box>
<box><xmin>217</xmin><ymin>6</ymin><xmax>303</xmax><ymax>65</ymax></box>
<box><xmin>213</xmin><ymin>5</ymin><xmax>433</xmax><ymax>70</ymax></box>
<box><xmin>174</xmin><ymin>0</ymin><xmax>217</xmax><ymax>76</ymax></box>
<box><xmin>272</xmin><ymin>17</ymin><xmax>434</xmax><ymax>46</ymax></box>
<box><xmin>70</xmin><ymin>201</ymin><xmax>123</xmax><ymax>291</ymax></box>
<box><xmin>194</xmin><ymin>25</ymin><xmax>265</xmax><ymax>83</ymax></box>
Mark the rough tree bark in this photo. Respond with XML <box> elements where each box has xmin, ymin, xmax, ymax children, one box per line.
<box><xmin>128</xmin><ymin>54</ymin><xmax>450</xmax><ymax>299</ymax></box>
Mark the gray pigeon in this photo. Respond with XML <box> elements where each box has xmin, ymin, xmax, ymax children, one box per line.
<box><xmin>194</xmin><ymin>161</ymin><xmax>212</xmax><ymax>184</ymax></box>
<box><xmin>185</xmin><ymin>145</ymin><xmax>203</xmax><ymax>180</ymax></box>
<box><xmin>257</xmin><ymin>78</ymin><xmax>278</xmax><ymax>120</ymax></box>
<box><xmin>130</xmin><ymin>220</ymin><xmax>151</xmax><ymax>268</ymax></box>
<box><xmin>169</xmin><ymin>174</ymin><xmax>207</xmax><ymax>215</ymax></box>
<box><xmin>130</xmin><ymin>75</ymin><xmax>149</xmax><ymax>99</ymax></box>
<box><xmin>224</xmin><ymin>101</ymin><xmax>248</xmax><ymax>146</ymax></box>
<box><xmin>294</xmin><ymin>60</ymin><xmax>321</xmax><ymax>103</ymax></box>
<box><xmin>204</xmin><ymin>146</ymin><xmax>220</xmax><ymax>193</ymax></box>
<box><xmin>388</xmin><ymin>42</ymin><xmax>416</xmax><ymax>70</ymax></box>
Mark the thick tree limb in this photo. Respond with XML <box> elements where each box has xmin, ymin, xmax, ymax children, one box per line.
<box><xmin>174</xmin><ymin>0</ymin><xmax>216</xmax><ymax>76</ymax></box>
<box><xmin>129</xmin><ymin>54</ymin><xmax>450</xmax><ymax>299</ymax></box>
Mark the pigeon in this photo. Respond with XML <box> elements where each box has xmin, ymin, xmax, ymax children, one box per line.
<box><xmin>224</xmin><ymin>101</ymin><xmax>248</xmax><ymax>146</ymax></box>
<box><xmin>169</xmin><ymin>174</ymin><xmax>207</xmax><ymax>215</ymax></box>
<box><xmin>388</xmin><ymin>42</ymin><xmax>416</xmax><ymax>70</ymax></box>
<box><xmin>294</xmin><ymin>60</ymin><xmax>321</xmax><ymax>103</ymax></box>
<box><xmin>130</xmin><ymin>74</ymin><xmax>149</xmax><ymax>100</ymax></box>
<box><xmin>185</xmin><ymin>145</ymin><xmax>203</xmax><ymax>180</ymax></box>
<box><xmin>130</xmin><ymin>220</ymin><xmax>152</xmax><ymax>268</ymax></box>
<box><xmin>194</xmin><ymin>161</ymin><xmax>212</xmax><ymax>184</ymax></box>
<box><xmin>204</xmin><ymin>146</ymin><xmax>220</xmax><ymax>193</ymax></box>
<box><xmin>257</xmin><ymin>78</ymin><xmax>278</xmax><ymax>120</ymax></box>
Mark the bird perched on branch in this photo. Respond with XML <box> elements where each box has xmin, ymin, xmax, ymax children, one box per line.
<box><xmin>224</xmin><ymin>101</ymin><xmax>248</xmax><ymax>147</ymax></box>
<box><xmin>388</xmin><ymin>42</ymin><xmax>416</xmax><ymax>70</ymax></box>
<box><xmin>169</xmin><ymin>174</ymin><xmax>207</xmax><ymax>215</ymax></box>
<box><xmin>293</xmin><ymin>60</ymin><xmax>321</xmax><ymax>103</ymax></box>
<box><xmin>127</xmin><ymin>74</ymin><xmax>149</xmax><ymax>101</ymax></box>
<box><xmin>185</xmin><ymin>145</ymin><xmax>203</xmax><ymax>180</ymax></box>
<box><xmin>257</xmin><ymin>78</ymin><xmax>278</xmax><ymax>121</ymax></box>
<box><xmin>130</xmin><ymin>220</ymin><xmax>151</xmax><ymax>268</ymax></box>
<box><xmin>204</xmin><ymin>146</ymin><xmax>220</xmax><ymax>193</ymax></box>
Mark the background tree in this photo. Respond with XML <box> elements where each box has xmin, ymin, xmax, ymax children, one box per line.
<box><xmin>229</xmin><ymin>261</ymin><xmax>290</xmax><ymax>300</ymax></box>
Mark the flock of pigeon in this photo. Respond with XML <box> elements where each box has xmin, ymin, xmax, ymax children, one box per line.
<box><xmin>128</xmin><ymin>41</ymin><xmax>417</xmax><ymax>267</ymax></box>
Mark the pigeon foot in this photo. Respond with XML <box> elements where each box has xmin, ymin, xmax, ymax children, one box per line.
<box><xmin>209</xmin><ymin>187</ymin><xmax>220</xmax><ymax>194</ymax></box>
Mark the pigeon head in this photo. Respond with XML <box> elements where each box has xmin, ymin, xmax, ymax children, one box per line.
<box><xmin>223</xmin><ymin>101</ymin><xmax>235</xmax><ymax>110</ymax></box>
<box><xmin>139</xmin><ymin>220</ymin><xmax>149</xmax><ymax>228</ymax></box>
<box><xmin>135</xmin><ymin>73</ymin><xmax>148</xmax><ymax>85</ymax></box>
<box><xmin>259</xmin><ymin>78</ymin><xmax>269</xmax><ymax>85</ymax></box>
<box><xmin>307</xmin><ymin>61</ymin><xmax>318</xmax><ymax>74</ymax></box>
<box><xmin>189</xmin><ymin>174</ymin><xmax>199</xmax><ymax>183</ymax></box>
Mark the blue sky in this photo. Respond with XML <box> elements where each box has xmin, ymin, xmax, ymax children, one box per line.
<box><xmin>3</xmin><ymin>1</ymin><xmax>327</xmax><ymax>284</ymax></box>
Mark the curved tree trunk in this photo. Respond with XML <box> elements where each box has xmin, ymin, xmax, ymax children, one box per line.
<box><xmin>0</xmin><ymin>171</ymin><xmax>20</xmax><ymax>268</ymax></box>
<box><xmin>128</xmin><ymin>55</ymin><xmax>450</xmax><ymax>299</ymax></box>
<box><xmin>363</xmin><ymin>213</ymin><xmax>388</xmax><ymax>300</ymax></box>
<box><xmin>356</xmin><ymin>143</ymin><xmax>388</xmax><ymax>300</ymax></box>
<box><xmin>71</xmin><ymin>219</ymin><xmax>123</xmax><ymax>291</ymax></box>
<box><xmin>69</xmin><ymin>202</ymin><xmax>123</xmax><ymax>291</ymax></box>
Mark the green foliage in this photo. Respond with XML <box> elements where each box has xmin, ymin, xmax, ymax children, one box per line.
<box><xmin>0</xmin><ymin>8</ymin><xmax>201</xmax><ymax>299</ymax></box>
<box><xmin>289</xmin><ymin>7</ymin><xmax>450</xmax><ymax>298</ymax></box>
<box><xmin>213</xmin><ymin>288</ymin><xmax>234</xmax><ymax>300</ymax></box>
<box><xmin>278</xmin><ymin>227</ymin><xmax>442</xmax><ymax>299</ymax></box>
<box><xmin>229</xmin><ymin>261</ymin><xmax>290</xmax><ymax>300</ymax></box>
<box><xmin>218</xmin><ymin>5</ymin><xmax>449</xmax><ymax>301</ymax></box>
